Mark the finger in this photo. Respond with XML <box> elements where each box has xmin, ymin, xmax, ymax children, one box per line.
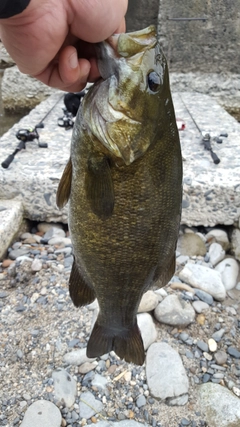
<box><xmin>34</xmin><ymin>46</ymin><xmax>91</xmax><ymax>91</ymax></box>
<box><xmin>68</xmin><ymin>0</ymin><xmax>128</xmax><ymax>42</ymax></box>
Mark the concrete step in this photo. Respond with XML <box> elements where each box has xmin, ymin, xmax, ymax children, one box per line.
<box><xmin>0</xmin><ymin>91</ymin><xmax>239</xmax><ymax>230</ymax></box>
<box><xmin>0</xmin><ymin>199</ymin><xmax>23</xmax><ymax>260</ymax></box>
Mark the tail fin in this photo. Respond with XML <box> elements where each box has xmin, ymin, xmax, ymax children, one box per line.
<box><xmin>87</xmin><ymin>320</ymin><xmax>145</xmax><ymax>365</ymax></box>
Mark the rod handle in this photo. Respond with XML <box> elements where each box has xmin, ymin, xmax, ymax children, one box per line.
<box><xmin>1</xmin><ymin>154</ymin><xmax>15</xmax><ymax>169</ymax></box>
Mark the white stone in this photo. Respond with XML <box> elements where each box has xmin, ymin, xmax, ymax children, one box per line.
<box><xmin>138</xmin><ymin>290</ymin><xmax>159</xmax><ymax>312</ymax></box>
<box><xmin>52</xmin><ymin>368</ymin><xmax>77</xmax><ymax>407</ymax></box>
<box><xmin>146</xmin><ymin>342</ymin><xmax>189</xmax><ymax>404</ymax></box>
<box><xmin>31</xmin><ymin>258</ymin><xmax>42</xmax><ymax>272</ymax></box>
<box><xmin>198</xmin><ymin>382</ymin><xmax>240</xmax><ymax>427</ymax></box>
<box><xmin>63</xmin><ymin>348</ymin><xmax>96</xmax><ymax>366</ymax></box>
<box><xmin>205</xmin><ymin>229</ymin><xmax>230</xmax><ymax>251</ymax></box>
<box><xmin>137</xmin><ymin>312</ymin><xmax>157</xmax><ymax>350</ymax></box>
<box><xmin>154</xmin><ymin>294</ymin><xmax>195</xmax><ymax>326</ymax></box>
<box><xmin>209</xmin><ymin>243</ymin><xmax>225</xmax><ymax>266</ymax></box>
<box><xmin>215</xmin><ymin>258</ymin><xmax>239</xmax><ymax>290</ymax></box>
<box><xmin>192</xmin><ymin>300</ymin><xmax>209</xmax><ymax>313</ymax></box>
<box><xmin>20</xmin><ymin>400</ymin><xmax>62</xmax><ymax>427</ymax></box>
<box><xmin>79</xmin><ymin>391</ymin><xmax>103</xmax><ymax>419</ymax></box>
<box><xmin>208</xmin><ymin>338</ymin><xmax>217</xmax><ymax>352</ymax></box>
<box><xmin>179</xmin><ymin>262</ymin><xmax>226</xmax><ymax>301</ymax></box>
<box><xmin>37</xmin><ymin>222</ymin><xmax>64</xmax><ymax>233</ymax></box>
<box><xmin>230</xmin><ymin>229</ymin><xmax>240</xmax><ymax>261</ymax></box>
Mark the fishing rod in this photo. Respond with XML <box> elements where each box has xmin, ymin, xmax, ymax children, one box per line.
<box><xmin>1</xmin><ymin>94</ymin><xmax>63</xmax><ymax>169</ymax></box>
<box><xmin>180</xmin><ymin>95</ymin><xmax>221</xmax><ymax>165</ymax></box>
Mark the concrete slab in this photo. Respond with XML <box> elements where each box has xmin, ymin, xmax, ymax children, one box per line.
<box><xmin>0</xmin><ymin>199</ymin><xmax>23</xmax><ymax>260</ymax></box>
<box><xmin>173</xmin><ymin>92</ymin><xmax>240</xmax><ymax>226</ymax></box>
<box><xmin>0</xmin><ymin>91</ymin><xmax>239</xmax><ymax>227</ymax></box>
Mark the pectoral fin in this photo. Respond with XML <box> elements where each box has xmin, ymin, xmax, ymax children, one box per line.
<box><xmin>56</xmin><ymin>158</ymin><xmax>72</xmax><ymax>208</ymax></box>
<box><xmin>85</xmin><ymin>155</ymin><xmax>114</xmax><ymax>219</ymax></box>
<box><xmin>69</xmin><ymin>259</ymin><xmax>96</xmax><ymax>307</ymax></box>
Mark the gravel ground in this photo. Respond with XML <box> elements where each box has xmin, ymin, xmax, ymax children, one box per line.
<box><xmin>0</xmin><ymin>222</ymin><xmax>240</xmax><ymax>427</ymax></box>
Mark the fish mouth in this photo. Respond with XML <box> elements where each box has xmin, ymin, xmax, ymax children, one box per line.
<box><xmin>95</xmin><ymin>35</ymin><xmax>120</xmax><ymax>80</ymax></box>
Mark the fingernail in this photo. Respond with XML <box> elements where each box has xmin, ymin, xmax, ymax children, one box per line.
<box><xmin>69</xmin><ymin>52</ymin><xmax>78</xmax><ymax>69</ymax></box>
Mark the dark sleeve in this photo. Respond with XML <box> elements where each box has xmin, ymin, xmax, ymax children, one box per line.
<box><xmin>0</xmin><ymin>0</ymin><xmax>31</xmax><ymax>19</ymax></box>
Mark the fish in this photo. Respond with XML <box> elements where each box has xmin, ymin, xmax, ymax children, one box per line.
<box><xmin>56</xmin><ymin>25</ymin><xmax>182</xmax><ymax>365</ymax></box>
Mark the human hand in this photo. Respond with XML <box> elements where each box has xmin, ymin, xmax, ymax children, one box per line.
<box><xmin>0</xmin><ymin>0</ymin><xmax>127</xmax><ymax>91</ymax></box>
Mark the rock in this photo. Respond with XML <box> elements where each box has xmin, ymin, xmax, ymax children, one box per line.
<box><xmin>192</xmin><ymin>300</ymin><xmax>209</xmax><ymax>313</ymax></box>
<box><xmin>78</xmin><ymin>362</ymin><xmax>98</xmax><ymax>374</ymax></box>
<box><xmin>137</xmin><ymin>313</ymin><xmax>157</xmax><ymax>350</ymax></box>
<box><xmin>31</xmin><ymin>258</ymin><xmax>42</xmax><ymax>272</ymax></box>
<box><xmin>138</xmin><ymin>290</ymin><xmax>159</xmax><ymax>312</ymax></box>
<box><xmin>212</xmin><ymin>328</ymin><xmax>225</xmax><ymax>342</ymax></box>
<box><xmin>154</xmin><ymin>294</ymin><xmax>195</xmax><ymax>327</ymax></box>
<box><xmin>194</xmin><ymin>289</ymin><xmax>214</xmax><ymax>305</ymax></box>
<box><xmin>79</xmin><ymin>391</ymin><xmax>103</xmax><ymax>419</ymax></box>
<box><xmin>91</xmin><ymin>373</ymin><xmax>108</xmax><ymax>391</ymax></box>
<box><xmin>136</xmin><ymin>395</ymin><xmax>146</xmax><ymax>408</ymax></box>
<box><xmin>205</xmin><ymin>229</ymin><xmax>230</xmax><ymax>251</ymax></box>
<box><xmin>197</xmin><ymin>340</ymin><xmax>209</xmax><ymax>353</ymax></box>
<box><xmin>179</xmin><ymin>262</ymin><xmax>226</xmax><ymax>301</ymax></box>
<box><xmin>1</xmin><ymin>259</ymin><xmax>14</xmax><ymax>268</ymax></box>
<box><xmin>52</xmin><ymin>368</ymin><xmax>77</xmax><ymax>407</ymax></box>
<box><xmin>177</xmin><ymin>233</ymin><xmax>206</xmax><ymax>256</ymax></box>
<box><xmin>231</xmin><ymin>229</ymin><xmax>240</xmax><ymax>261</ymax></box>
<box><xmin>227</xmin><ymin>347</ymin><xmax>240</xmax><ymax>359</ymax></box>
<box><xmin>215</xmin><ymin>258</ymin><xmax>239</xmax><ymax>290</ymax></box>
<box><xmin>198</xmin><ymin>382</ymin><xmax>240</xmax><ymax>427</ymax></box>
<box><xmin>214</xmin><ymin>350</ymin><xmax>228</xmax><ymax>365</ymax></box>
<box><xmin>43</xmin><ymin>227</ymin><xmax>66</xmax><ymax>241</ymax></box>
<box><xmin>8</xmin><ymin>247</ymin><xmax>30</xmax><ymax>260</ymax></box>
<box><xmin>208</xmin><ymin>338</ymin><xmax>217</xmax><ymax>352</ymax></box>
<box><xmin>87</xmin><ymin>422</ymin><xmax>145</xmax><ymax>427</ymax></box>
<box><xmin>209</xmin><ymin>243</ymin><xmax>225</xmax><ymax>266</ymax></box>
<box><xmin>20</xmin><ymin>400</ymin><xmax>62</xmax><ymax>427</ymax></box>
<box><xmin>37</xmin><ymin>222</ymin><xmax>64</xmax><ymax>233</ymax></box>
<box><xmin>146</xmin><ymin>342</ymin><xmax>189</xmax><ymax>405</ymax></box>
<box><xmin>63</xmin><ymin>348</ymin><xmax>96</xmax><ymax>366</ymax></box>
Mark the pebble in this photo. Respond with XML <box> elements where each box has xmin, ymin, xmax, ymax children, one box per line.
<box><xmin>197</xmin><ymin>340</ymin><xmax>209</xmax><ymax>353</ymax></box>
<box><xmin>215</xmin><ymin>258</ymin><xmax>239</xmax><ymax>290</ymax></box>
<box><xmin>198</xmin><ymin>382</ymin><xmax>240</xmax><ymax>427</ymax></box>
<box><xmin>78</xmin><ymin>362</ymin><xmax>98</xmax><ymax>374</ymax></box>
<box><xmin>214</xmin><ymin>350</ymin><xmax>228</xmax><ymax>365</ymax></box>
<box><xmin>179</xmin><ymin>262</ymin><xmax>226</xmax><ymax>301</ymax></box>
<box><xmin>208</xmin><ymin>338</ymin><xmax>217</xmax><ymax>352</ymax></box>
<box><xmin>227</xmin><ymin>347</ymin><xmax>240</xmax><ymax>359</ymax></box>
<box><xmin>194</xmin><ymin>289</ymin><xmax>214</xmax><ymax>305</ymax></box>
<box><xmin>52</xmin><ymin>368</ymin><xmax>77</xmax><ymax>407</ymax></box>
<box><xmin>20</xmin><ymin>400</ymin><xmax>62</xmax><ymax>427</ymax></box>
<box><xmin>136</xmin><ymin>395</ymin><xmax>146</xmax><ymax>408</ymax></box>
<box><xmin>205</xmin><ymin>229</ymin><xmax>229</xmax><ymax>251</ymax></box>
<box><xmin>63</xmin><ymin>348</ymin><xmax>96</xmax><ymax>366</ymax></box>
<box><xmin>177</xmin><ymin>233</ymin><xmax>207</xmax><ymax>256</ymax></box>
<box><xmin>212</xmin><ymin>328</ymin><xmax>225</xmax><ymax>342</ymax></box>
<box><xmin>79</xmin><ymin>391</ymin><xmax>103</xmax><ymax>419</ymax></box>
<box><xmin>146</xmin><ymin>342</ymin><xmax>189</xmax><ymax>404</ymax></box>
<box><xmin>138</xmin><ymin>290</ymin><xmax>159</xmax><ymax>312</ymax></box>
<box><xmin>208</xmin><ymin>242</ymin><xmax>225</xmax><ymax>266</ymax></box>
<box><xmin>8</xmin><ymin>247</ymin><xmax>30</xmax><ymax>260</ymax></box>
<box><xmin>137</xmin><ymin>312</ymin><xmax>157</xmax><ymax>350</ymax></box>
<box><xmin>192</xmin><ymin>300</ymin><xmax>209</xmax><ymax>313</ymax></box>
<box><xmin>154</xmin><ymin>294</ymin><xmax>195</xmax><ymax>326</ymax></box>
<box><xmin>31</xmin><ymin>258</ymin><xmax>43</xmax><ymax>272</ymax></box>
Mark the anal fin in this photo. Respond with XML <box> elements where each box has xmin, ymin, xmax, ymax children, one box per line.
<box><xmin>87</xmin><ymin>319</ymin><xmax>145</xmax><ymax>365</ymax></box>
<box><xmin>69</xmin><ymin>260</ymin><xmax>95</xmax><ymax>307</ymax></box>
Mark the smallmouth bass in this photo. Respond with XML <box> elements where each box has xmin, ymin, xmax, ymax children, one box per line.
<box><xmin>57</xmin><ymin>26</ymin><xmax>182</xmax><ymax>365</ymax></box>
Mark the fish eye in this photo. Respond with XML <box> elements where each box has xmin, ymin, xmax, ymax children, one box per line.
<box><xmin>147</xmin><ymin>72</ymin><xmax>161</xmax><ymax>92</ymax></box>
